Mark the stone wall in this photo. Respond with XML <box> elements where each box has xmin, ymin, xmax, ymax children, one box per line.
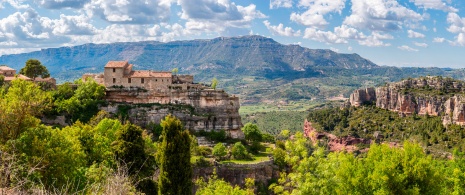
<box><xmin>193</xmin><ymin>160</ymin><xmax>279</xmax><ymax>191</ymax></box>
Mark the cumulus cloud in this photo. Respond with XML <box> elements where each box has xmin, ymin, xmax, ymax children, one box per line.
<box><xmin>398</xmin><ymin>45</ymin><xmax>418</xmax><ymax>52</ymax></box>
<box><xmin>433</xmin><ymin>37</ymin><xmax>445</xmax><ymax>43</ymax></box>
<box><xmin>270</xmin><ymin>0</ymin><xmax>292</xmax><ymax>9</ymax></box>
<box><xmin>407</xmin><ymin>30</ymin><xmax>425</xmax><ymax>38</ymax></box>
<box><xmin>409</xmin><ymin>0</ymin><xmax>458</xmax><ymax>12</ymax></box>
<box><xmin>1</xmin><ymin>0</ymin><xmax>30</xmax><ymax>9</ymax></box>
<box><xmin>344</xmin><ymin>0</ymin><xmax>423</xmax><ymax>32</ymax></box>
<box><xmin>52</xmin><ymin>14</ymin><xmax>97</xmax><ymax>35</ymax></box>
<box><xmin>84</xmin><ymin>0</ymin><xmax>171</xmax><ymax>24</ymax></box>
<box><xmin>38</xmin><ymin>0</ymin><xmax>90</xmax><ymax>9</ymax></box>
<box><xmin>446</xmin><ymin>13</ymin><xmax>465</xmax><ymax>46</ymax></box>
<box><xmin>263</xmin><ymin>20</ymin><xmax>301</xmax><ymax>37</ymax></box>
<box><xmin>303</xmin><ymin>28</ymin><xmax>347</xmax><ymax>44</ymax></box>
<box><xmin>290</xmin><ymin>0</ymin><xmax>345</xmax><ymax>28</ymax></box>
<box><xmin>358</xmin><ymin>32</ymin><xmax>393</xmax><ymax>47</ymax></box>
<box><xmin>413</xmin><ymin>42</ymin><xmax>428</xmax><ymax>47</ymax></box>
<box><xmin>178</xmin><ymin>0</ymin><xmax>266</xmax><ymax>35</ymax></box>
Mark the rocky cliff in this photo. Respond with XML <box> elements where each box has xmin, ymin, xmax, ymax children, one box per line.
<box><xmin>101</xmin><ymin>87</ymin><xmax>244</xmax><ymax>138</ymax></box>
<box><xmin>349</xmin><ymin>76</ymin><xmax>465</xmax><ymax>126</ymax></box>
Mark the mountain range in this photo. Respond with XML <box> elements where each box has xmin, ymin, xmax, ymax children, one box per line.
<box><xmin>1</xmin><ymin>35</ymin><xmax>464</xmax><ymax>104</ymax></box>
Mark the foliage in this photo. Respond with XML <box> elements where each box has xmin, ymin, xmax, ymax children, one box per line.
<box><xmin>56</xmin><ymin>78</ymin><xmax>105</xmax><ymax>123</ymax></box>
<box><xmin>211</xmin><ymin>77</ymin><xmax>218</xmax><ymax>89</ymax></box>
<box><xmin>231</xmin><ymin>142</ymin><xmax>251</xmax><ymax>160</ymax></box>
<box><xmin>5</xmin><ymin>125</ymin><xmax>87</xmax><ymax>190</ymax></box>
<box><xmin>196</xmin><ymin>170</ymin><xmax>253</xmax><ymax>195</ymax></box>
<box><xmin>0</xmin><ymin>79</ymin><xmax>50</xmax><ymax>142</ymax></box>
<box><xmin>172</xmin><ymin>68</ymin><xmax>179</xmax><ymax>75</ymax></box>
<box><xmin>212</xmin><ymin>143</ymin><xmax>227</xmax><ymax>160</ymax></box>
<box><xmin>242</xmin><ymin>123</ymin><xmax>262</xmax><ymax>142</ymax></box>
<box><xmin>241</xmin><ymin>111</ymin><xmax>307</xmax><ymax>135</ymax></box>
<box><xmin>19</xmin><ymin>59</ymin><xmax>50</xmax><ymax>79</ymax></box>
<box><xmin>270</xmin><ymin>138</ymin><xmax>447</xmax><ymax>195</ymax></box>
<box><xmin>158</xmin><ymin>114</ymin><xmax>192</xmax><ymax>195</ymax></box>
<box><xmin>307</xmin><ymin>105</ymin><xmax>465</xmax><ymax>155</ymax></box>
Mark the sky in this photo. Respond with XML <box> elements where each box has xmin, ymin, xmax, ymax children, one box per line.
<box><xmin>0</xmin><ymin>0</ymin><xmax>465</xmax><ymax>68</ymax></box>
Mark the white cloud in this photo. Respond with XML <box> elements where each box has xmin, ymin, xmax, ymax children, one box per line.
<box><xmin>407</xmin><ymin>30</ymin><xmax>425</xmax><ymax>38</ymax></box>
<box><xmin>446</xmin><ymin>13</ymin><xmax>465</xmax><ymax>46</ymax></box>
<box><xmin>2</xmin><ymin>0</ymin><xmax>30</xmax><ymax>9</ymax></box>
<box><xmin>290</xmin><ymin>0</ymin><xmax>345</xmax><ymax>28</ymax></box>
<box><xmin>270</xmin><ymin>0</ymin><xmax>292</xmax><ymax>9</ymax></box>
<box><xmin>52</xmin><ymin>14</ymin><xmax>97</xmax><ymax>35</ymax></box>
<box><xmin>409</xmin><ymin>0</ymin><xmax>458</xmax><ymax>12</ymax></box>
<box><xmin>398</xmin><ymin>45</ymin><xmax>418</xmax><ymax>52</ymax></box>
<box><xmin>433</xmin><ymin>37</ymin><xmax>445</xmax><ymax>43</ymax></box>
<box><xmin>84</xmin><ymin>0</ymin><xmax>171</xmax><ymax>24</ymax></box>
<box><xmin>263</xmin><ymin>20</ymin><xmax>301</xmax><ymax>37</ymax></box>
<box><xmin>330</xmin><ymin>47</ymin><xmax>339</xmax><ymax>52</ymax></box>
<box><xmin>303</xmin><ymin>27</ymin><xmax>347</xmax><ymax>44</ymax></box>
<box><xmin>178</xmin><ymin>0</ymin><xmax>266</xmax><ymax>35</ymax></box>
<box><xmin>344</xmin><ymin>0</ymin><xmax>423</xmax><ymax>32</ymax></box>
<box><xmin>413</xmin><ymin>42</ymin><xmax>428</xmax><ymax>47</ymax></box>
<box><xmin>358</xmin><ymin>32</ymin><xmax>393</xmax><ymax>47</ymax></box>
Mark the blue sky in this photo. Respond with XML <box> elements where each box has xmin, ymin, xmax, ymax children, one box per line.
<box><xmin>0</xmin><ymin>0</ymin><xmax>465</xmax><ymax>68</ymax></box>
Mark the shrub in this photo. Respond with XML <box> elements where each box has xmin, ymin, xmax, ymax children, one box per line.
<box><xmin>231</xmin><ymin>142</ymin><xmax>251</xmax><ymax>160</ymax></box>
<box><xmin>212</xmin><ymin>143</ymin><xmax>227</xmax><ymax>160</ymax></box>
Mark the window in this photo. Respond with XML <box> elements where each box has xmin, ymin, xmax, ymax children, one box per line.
<box><xmin>162</xmin><ymin>79</ymin><xmax>164</xmax><ymax>82</ymax></box>
<box><xmin>155</xmin><ymin>79</ymin><xmax>157</xmax><ymax>82</ymax></box>
<box><xmin>141</xmin><ymin>78</ymin><xmax>144</xmax><ymax>83</ymax></box>
<box><xmin>113</xmin><ymin>78</ymin><xmax>116</xmax><ymax>83</ymax></box>
<box><xmin>113</xmin><ymin>68</ymin><xmax>115</xmax><ymax>72</ymax></box>
<box><xmin>128</xmin><ymin>78</ymin><xmax>131</xmax><ymax>83</ymax></box>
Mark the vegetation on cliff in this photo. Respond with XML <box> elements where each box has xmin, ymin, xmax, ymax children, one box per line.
<box><xmin>307</xmin><ymin>105</ymin><xmax>465</xmax><ymax>155</ymax></box>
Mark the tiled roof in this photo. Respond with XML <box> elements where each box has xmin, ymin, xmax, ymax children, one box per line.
<box><xmin>4</xmin><ymin>74</ymin><xmax>31</xmax><ymax>81</ymax></box>
<box><xmin>105</xmin><ymin>61</ymin><xmax>128</xmax><ymax>68</ymax></box>
<box><xmin>0</xmin><ymin>66</ymin><xmax>15</xmax><ymax>70</ymax></box>
<box><xmin>127</xmin><ymin>71</ymin><xmax>172</xmax><ymax>78</ymax></box>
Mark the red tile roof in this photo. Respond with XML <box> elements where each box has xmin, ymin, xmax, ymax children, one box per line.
<box><xmin>0</xmin><ymin>66</ymin><xmax>15</xmax><ymax>71</ymax></box>
<box><xmin>105</xmin><ymin>61</ymin><xmax>128</xmax><ymax>68</ymax></box>
<box><xmin>126</xmin><ymin>71</ymin><xmax>172</xmax><ymax>78</ymax></box>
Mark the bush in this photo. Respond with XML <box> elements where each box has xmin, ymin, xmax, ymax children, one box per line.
<box><xmin>231</xmin><ymin>142</ymin><xmax>251</xmax><ymax>160</ymax></box>
<box><xmin>212</xmin><ymin>143</ymin><xmax>227</xmax><ymax>160</ymax></box>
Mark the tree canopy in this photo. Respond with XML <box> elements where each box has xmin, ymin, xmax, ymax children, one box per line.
<box><xmin>19</xmin><ymin>59</ymin><xmax>50</xmax><ymax>79</ymax></box>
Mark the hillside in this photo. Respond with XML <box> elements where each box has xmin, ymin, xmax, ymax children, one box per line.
<box><xmin>1</xmin><ymin>36</ymin><xmax>465</xmax><ymax>104</ymax></box>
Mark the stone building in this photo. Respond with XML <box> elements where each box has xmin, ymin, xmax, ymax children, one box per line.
<box><xmin>0</xmin><ymin>65</ymin><xmax>56</xmax><ymax>86</ymax></box>
<box><xmin>83</xmin><ymin>60</ymin><xmax>244</xmax><ymax>138</ymax></box>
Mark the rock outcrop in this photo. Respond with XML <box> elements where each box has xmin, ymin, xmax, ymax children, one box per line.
<box><xmin>101</xmin><ymin>87</ymin><xmax>244</xmax><ymax>138</ymax></box>
<box><xmin>349</xmin><ymin>76</ymin><xmax>465</xmax><ymax>126</ymax></box>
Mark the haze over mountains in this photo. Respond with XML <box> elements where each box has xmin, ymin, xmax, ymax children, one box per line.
<box><xmin>0</xmin><ymin>35</ymin><xmax>463</xmax><ymax>103</ymax></box>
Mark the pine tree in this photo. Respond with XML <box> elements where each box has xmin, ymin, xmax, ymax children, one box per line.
<box><xmin>158</xmin><ymin>114</ymin><xmax>192</xmax><ymax>195</ymax></box>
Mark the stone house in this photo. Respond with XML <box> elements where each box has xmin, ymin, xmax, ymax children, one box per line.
<box><xmin>103</xmin><ymin>61</ymin><xmax>174</xmax><ymax>91</ymax></box>
<box><xmin>0</xmin><ymin>66</ymin><xmax>56</xmax><ymax>86</ymax></box>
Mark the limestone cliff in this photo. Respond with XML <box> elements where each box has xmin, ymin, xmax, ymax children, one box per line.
<box><xmin>101</xmin><ymin>86</ymin><xmax>244</xmax><ymax>138</ymax></box>
<box><xmin>349</xmin><ymin>76</ymin><xmax>465</xmax><ymax>126</ymax></box>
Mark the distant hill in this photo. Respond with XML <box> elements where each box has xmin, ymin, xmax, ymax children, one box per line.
<box><xmin>1</xmin><ymin>35</ymin><xmax>464</xmax><ymax>104</ymax></box>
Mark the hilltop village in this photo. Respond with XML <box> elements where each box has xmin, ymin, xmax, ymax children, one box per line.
<box><xmin>83</xmin><ymin>61</ymin><xmax>244</xmax><ymax>138</ymax></box>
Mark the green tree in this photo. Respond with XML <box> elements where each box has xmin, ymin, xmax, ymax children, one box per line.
<box><xmin>172</xmin><ymin>68</ymin><xmax>179</xmax><ymax>75</ymax></box>
<box><xmin>57</xmin><ymin>78</ymin><xmax>105</xmax><ymax>122</ymax></box>
<box><xmin>211</xmin><ymin>78</ymin><xmax>218</xmax><ymax>89</ymax></box>
<box><xmin>158</xmin><ymin>114</ymin><xmax>192</xmax><ymax>195</ymax></box>
<box><xmin>19</xmin><ymin>59</ymin><xmax>50</xmax><ymax>80</ymax></box>
<box><xmin>212</xmin><ymin>143</ymin><xmax>227</xmax><ymax>161</ymax></box>
<box><xmin>231</xmin><ymin>142</ymin><xmax>250</xmax><ymax>160</ymax></box>
<box><xmin>0</xmin><ymin>79</ymin><xmax>50</xmax><ymax>142</ymax></box>
<box><xmin>112</xmin><ymin>123</ymin><xmax>156</xmax><ymax>194</ymax></box>
<box><xmin>241</xmin><ymin>123</ymin><xmax>262</xmax><ymax>142</ymax></box>
<box><xmin>0</xmin><ymin>75</ymin><xmax>4</xmax><ymax>86</ymax></box>
<box><xmin>196</xmin><ymin>170</ymin><xmax>253</xmax><ymax>195</ymax></box>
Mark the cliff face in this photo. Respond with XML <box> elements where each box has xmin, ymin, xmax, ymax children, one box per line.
<box><xmin>349</xmin><ymin>77</ymin><xmax>465</xmax><ymax>126</ymax></box>
<box><xmin>101</xmin><ymin>87</ymin><xmax>244</xmax><ymax>138</ymax></box>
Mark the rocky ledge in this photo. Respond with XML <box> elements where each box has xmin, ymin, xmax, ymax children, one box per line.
<box><xmin>349</xmin><ymin>76</ymin><xmax>465</xmax><ymax>126</ymax></box>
